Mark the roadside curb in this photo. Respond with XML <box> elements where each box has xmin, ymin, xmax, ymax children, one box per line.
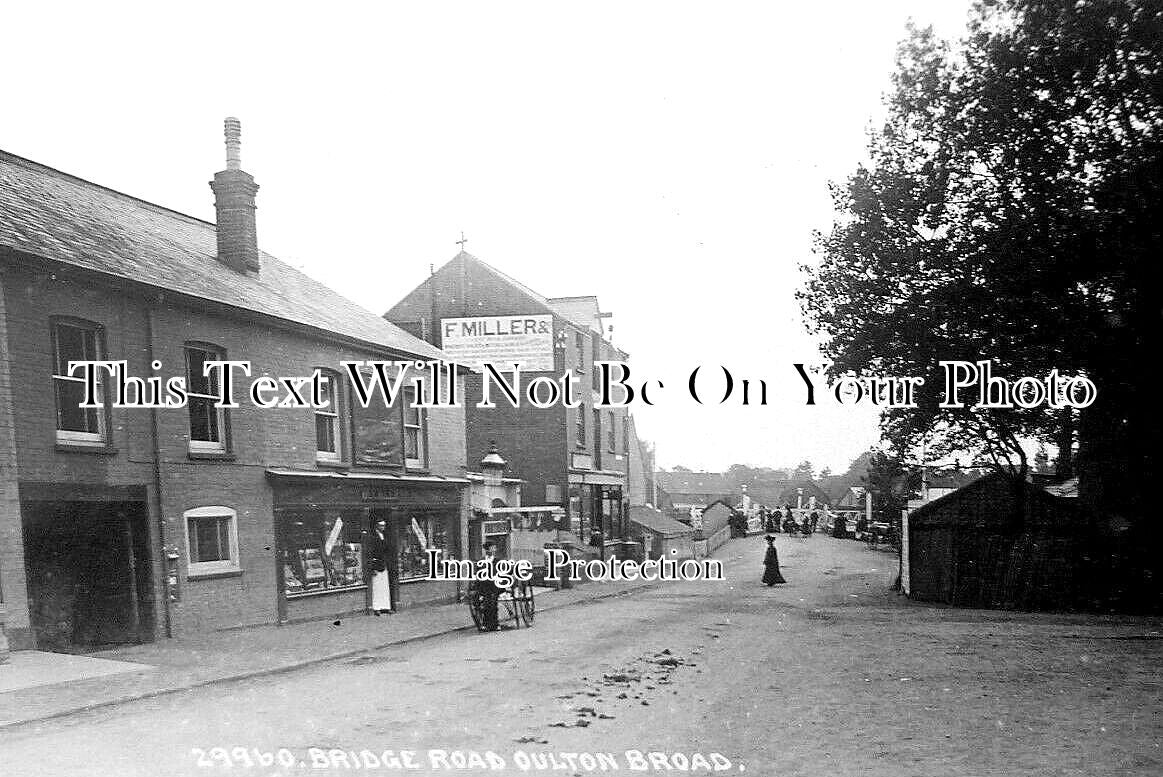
<box><xmin>0</xmin><ymin>578</ymin><xmax>662</xmax><ymax>733</ymax></box>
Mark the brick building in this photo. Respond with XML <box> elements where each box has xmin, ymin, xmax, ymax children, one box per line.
<box><xmin>385</xmin><ymin>252</ymin><xmax>642</xmax><ymax>558</ymax></box>
<box><xmin>654</xmin><ymin>471</ymin><xmax>737</xmax><ymax>522</ymax></box>
<box><xmin>0</xmin><ymin>121</ymin><xmax>469</xmax><ymax>653</ymax></box>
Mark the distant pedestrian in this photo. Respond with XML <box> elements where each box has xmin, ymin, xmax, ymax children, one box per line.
<box><xmin>762</xmin><ymin>536</ymin><xmax>786</xmax><ymax>585</ymax></box>
<box><xmin>832</xmin><ymin>514</ymin><xmax>847</xmax><ymax>538</ymax></box>
<box><xmin>368</xmin><ymin>518</ymin><xmax>391</xmax><ymax>614</ymax></box>
<box><xmin>782</xmin><ymin>513</ymin><xmax>798</xmax><ymax>535</ymax></box>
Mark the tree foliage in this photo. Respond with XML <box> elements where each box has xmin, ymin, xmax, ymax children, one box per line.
<box><xmin>862</xmin><ymin>451</ymin><xmax>921</xmax><ymax>525</ymax></box>
<box><xmin>801</xmin><ymin>1</ymin><xmax>1161</xmax><ymax>509</ymax></box>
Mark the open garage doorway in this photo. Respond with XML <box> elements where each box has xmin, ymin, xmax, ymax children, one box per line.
<box><xmin>23</xmin><ymin>500</ymin><xmax>155</xmax><ymax>652</ymax></box>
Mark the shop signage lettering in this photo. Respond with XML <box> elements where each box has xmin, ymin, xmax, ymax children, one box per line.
<box><xmin>439</xmin><ymin>314</ymin><xmax>554</xmax><ymax>371</ymax></box>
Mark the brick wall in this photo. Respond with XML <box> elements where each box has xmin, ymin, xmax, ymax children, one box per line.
<box><xmin>0</xmin><ymin>269</ymin><xmax>30</xmax><ymax>649</ymax></box>
<box><xmin>386</xmin><ymin>255</ymin><xmax>633</xmax><ymax>510</ymax></box>
<box><xmin>2</xmin><ymin>262</ymin><xmax>469</xmax><ymax>639</ymax></box>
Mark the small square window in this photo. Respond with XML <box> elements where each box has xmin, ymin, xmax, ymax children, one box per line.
<box><xmin>184</xmin><ymin>506</ymin><xmax>240</xmax><ymax>577</ymax></box>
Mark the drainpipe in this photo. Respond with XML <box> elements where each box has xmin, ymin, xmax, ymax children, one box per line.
<box><xmin>146</xmin><ymin>298</ymin><xmax>173</xmax><ymax>639</ymax></box>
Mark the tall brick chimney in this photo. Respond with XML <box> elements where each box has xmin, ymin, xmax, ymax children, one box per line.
<box><xmin>210</xmin><ymin>117</ymin><xmax>260</xmax><ymax>272</ymax></box>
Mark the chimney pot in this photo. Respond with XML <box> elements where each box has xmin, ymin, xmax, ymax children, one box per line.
<box><xmin>224</xmin><ymin>117</ymin><xmax>242</xmax><ymax>170</ymax></box>
<box><xmin>210</xmin><ymin>117</ymin><xmax>260</xmax><ymax>272</ymax></box>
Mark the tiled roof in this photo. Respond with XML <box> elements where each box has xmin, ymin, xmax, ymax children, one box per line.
<box><xmin>629</xmin><ymin>506</ymin><xmax>695</xmax><ymax>537</ymax></box>
<box><xmin>0</xmin><ymin>150</ymin><xmax>445</xmax><ymax>359</ymax></box>
<box><xmin>655</xmin><ymin>471</ymin><xmax>734</xmax><ymax>495</ymax></box>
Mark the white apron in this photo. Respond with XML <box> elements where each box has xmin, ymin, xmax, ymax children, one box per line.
<box><xmin>371</xmin><ymin>570</ymin><xmax>392</xmax><ymax>611</ymax></box>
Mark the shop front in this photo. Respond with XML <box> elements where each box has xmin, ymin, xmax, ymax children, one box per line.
<box><xmin>268</xmin><ymin>470</ymin><xmax>468</xmax><ymax>622</ymax></box>
<box><xmin>567</xmin><ymin>471</ymin><xmax>626</xmax><ymax>556</ymax></box>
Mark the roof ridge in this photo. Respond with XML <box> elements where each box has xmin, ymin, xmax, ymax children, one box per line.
<box><xmin>0</xmin><ymin>148</ymin><xmax>216</xmax><ymax>229</ymax></box>
<box><xmin>457</xmin><ymin>251</ymin><xmax>552</xmax><ymax>306</ymax></box>
<box><xmin>0</xmin><ymin>149</ymin><xmax>446</xmax><ymax>361</ymax></box>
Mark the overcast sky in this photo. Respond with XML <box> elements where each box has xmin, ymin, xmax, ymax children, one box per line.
<box><xmin>1</xmin><ymin>1</ymin><xmax>974</xmax><ymax>475</ymax></box>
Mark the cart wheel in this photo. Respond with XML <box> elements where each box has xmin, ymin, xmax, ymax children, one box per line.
<box><xmin>517</xmin><ymin>581</ymin><xmax>535</xmax><ymax>626</ymax></box>
<box><xmin>467</xmin><ymin>589</ymin><xmax>487</xmax><ymax>632</ymax></box>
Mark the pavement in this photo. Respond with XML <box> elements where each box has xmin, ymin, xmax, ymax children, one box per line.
<box><xmin>0</xmin><ymin>572</ymin><xmax>661</xmax><ymax>730</ymax></box>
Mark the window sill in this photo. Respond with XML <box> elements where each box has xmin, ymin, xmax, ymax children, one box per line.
<box><xmin>188</xmin><ymin>450</ymin><xmax>236</xmax><ymax>462</ymax></box>
<box><xmin>315</xmin><ymin>458</ymin><xmax>351</xmax><ymax>471</ymax></box>
<box><xmin>187</xmin><ymin>568</ymin><xmax>243</xmax><ymax>581</ymax></box>
<box><xmin>55</xmin><ymin>442</ymin><xmax>118</xmax><ymax>456</ymax></box>
<box><xmin>286</xmin><ymin>583</ymin><xmax>367</xmax><ymax>600</ymax></box>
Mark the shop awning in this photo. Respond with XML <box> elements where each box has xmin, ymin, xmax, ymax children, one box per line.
<box><xmin>567</xmin><ymin>470</ymin><xmax>626</xmax><ymax>486</ymax></box>
<box><xmin>266</xmin><ymin>468</ymin><xmax>470</xmax><ymax>485</ymax></box>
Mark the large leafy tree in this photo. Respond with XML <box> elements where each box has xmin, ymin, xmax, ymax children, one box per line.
<box><xmin>801</xmin><ymin>0</ymin><xmax>1161</xmax><ymax>529</ymax></box>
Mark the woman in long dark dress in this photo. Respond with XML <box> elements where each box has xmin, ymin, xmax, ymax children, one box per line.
<box><xmin>368</xmin><ymin>518</ymin><xmax>392</xmax><ymax>614</ymax></box>
<box><xmin>762</xmin><ymin>535</ymin><xmax>786</xmax><ymax>585</ymax></box>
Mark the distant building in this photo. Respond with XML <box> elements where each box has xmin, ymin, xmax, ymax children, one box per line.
<box><xmin>655</xmin><ymin>471</ymin><xmax>736</xmax><ymax>524</ymax></box>
<box><xmin>698</xmin><ymin>501</ymin><xmax>736</xmax><ymax>556</ymax></box>
<box><xmin>385</xmin><ymin>252</ymin><xmax>638</xmax><ymax>559</ymax></box>
<box><xmin>628</xmin><ymin>506</ymin><xmax>695</xmax><ymax>561</ymax></box>
<box><xmin>747</xmin><ymin>480</ymin><xmax>832</xmax><ymax>513</ymax></box>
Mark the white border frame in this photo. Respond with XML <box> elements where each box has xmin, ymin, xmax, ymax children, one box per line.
<box><xmin>183</xmin><ymin>505</ymin><xmax>240</xmax><ymax>578</ymax></box>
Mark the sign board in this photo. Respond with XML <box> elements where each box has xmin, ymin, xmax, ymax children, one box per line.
<box><xmin>440</xmin><ymin>315</ymin><xmax>554</xmax><ymax>371</ymax></box>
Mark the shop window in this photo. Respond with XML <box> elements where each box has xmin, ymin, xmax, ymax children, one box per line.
<box><xmin>396</xmin><ymin>513</ymin><xmax>448</xmax><ymax>581</ymax></box>
<box><xmin>51</xmin><ymin>319</ymin><xmax>107</xmax><ymax>445</ymax></box>
<box><xmin>315</xmin><ymin>370</ymin><xmax>344</xmax><ymax>463</ymax></box>
<box><xmin>184</xmin><ymin>506</ymin><xmax>240</xmax><ymax>577</ymax></box>
<box><xmin>403</xmin><ymin>386</ymin><xmax>426</xmax><ymax>468</ymax></box>
<box><xmin>280</xmin><ymin>510</ymin><xmax>367</xmax><ymax>596</ymax></box>
<box><xmin>185</xmin><ymin>344</ymin><xmax>228</xmax><ymax>454</ymax></box>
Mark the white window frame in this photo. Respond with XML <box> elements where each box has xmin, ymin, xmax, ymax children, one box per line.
<box><xmin>403</xmin><ymin>385</ymin><xmax>426</xmax><ymax>468</ymax></box>
<box><xmin>183</xmin><ymin>506</ymin><xmax>240</xmax><ymax>577</ymax></box>
<box><xmin>52</xmin><ymin>320</ymin><xmax>107</xmax><ymax>446</ymax></box>
<box><xmin>185</xmin><ymin>345</ymin><xmax>227</xmax><ymax>454</ymax></box>
<box><xmin>315</xmin><ymin>371</ymin><xmax>343</xmax><ymax>463</ymax></box>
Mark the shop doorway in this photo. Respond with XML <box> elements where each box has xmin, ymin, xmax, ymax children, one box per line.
<box><xmin>23</xmin><ymin>500</ymin><xmax>154</xmax><ymax>652</ymax></box>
